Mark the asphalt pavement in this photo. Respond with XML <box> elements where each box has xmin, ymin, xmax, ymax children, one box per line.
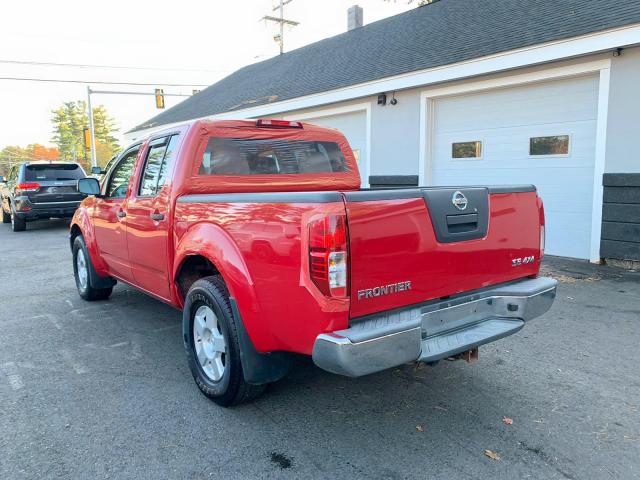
<box><xmin>1</xmin><ymin>218</ymin><xmax>639</xmax><ymax>479</ymax></box>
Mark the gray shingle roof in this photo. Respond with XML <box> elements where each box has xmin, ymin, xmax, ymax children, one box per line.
<box><xmin>131</xmin><ymin>0</ymin><xmax>640</xmax><ymax>132</ymax></box>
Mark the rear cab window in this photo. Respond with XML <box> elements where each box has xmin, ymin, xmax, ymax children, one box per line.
<box><xmin>24</xmin><ymin>164</ymin><xmax>85</xmax><ymax>181</ymax></box>
<box><xmin>198</xmin><ymin>138</ymin><xmax>350</xmax><ymax>176</ymax></box>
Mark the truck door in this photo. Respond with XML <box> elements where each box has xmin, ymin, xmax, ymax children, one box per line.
<box><xmin>125</xmin><ymin>135</ymin><xmax>178</xmax><ymax>301</ymax></box>
<box><xmin>93</xmin><ymin>146</ymin><xmax>140</xmax><ymax>282</ymax></box>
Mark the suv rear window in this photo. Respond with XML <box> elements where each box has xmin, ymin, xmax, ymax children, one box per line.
<box><xmin>25</xmin><ymin>164</ymin><xmax>85</xmax><ymax>181</ymax></box>
<box><xmin>198</xmin><ymin>137</ymin><xmax>349</xmax><ymax>175</ymax></box>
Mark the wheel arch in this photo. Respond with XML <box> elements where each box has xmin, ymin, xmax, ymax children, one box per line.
<box><xmin>173</xmin><ymin>223</ymin><xmax>260</xmax><ymax>333</ymax></box>
<box><xmin>69</xmin><ymin>206</ymin><xmax>109</xmax><ymax>277</ymax></box>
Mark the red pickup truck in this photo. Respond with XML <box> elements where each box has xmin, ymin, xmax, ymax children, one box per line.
<box><xmin>71</xmin><ymin>119</ymin><xmax>557</xmax><ymax>406</ymax></box>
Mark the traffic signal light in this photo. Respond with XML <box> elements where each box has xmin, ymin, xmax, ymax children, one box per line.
<box><xmin>83</xmin><ymin>127</ymin><xmax>91</xmax><ymax>150</ymax></box>
<box><xmin>155</xmin><ymin>88</ymin><xmax>165</xmax><ymax>109</ymax></box>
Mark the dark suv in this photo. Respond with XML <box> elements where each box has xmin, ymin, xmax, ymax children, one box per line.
<box><xmin>0</xmin><ymin>161</ymin><xmax>87</xmax><ymax>232</ymax></box>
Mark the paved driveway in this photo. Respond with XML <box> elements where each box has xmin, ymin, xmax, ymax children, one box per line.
<box><xmin>1</xmin><ymin>219</ymin><xmax>639</xmax><ymax>479</ymax></box>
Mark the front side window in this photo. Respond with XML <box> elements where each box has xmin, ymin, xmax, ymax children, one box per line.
<box><xmin>139</xmin><ymin>135</ymin><xmax>177</xmax><ymax>196</ymax></box>
<box><xmin>452</xmin><ymin>141</ymin><xmax>482</xmax><ymax>159</ymax></box>
<box><xmin>106</xmin><ymin>149</ymin><xmax>139</xmax><ymax>198</ymax></box>
<box><xmin>198</xmin><ymin>137</ymin><xmax>349</xmax><ymax>176</ymax></box>
<box><xmin>102</xmin><ymin>155</ymin><xmax>119</xmax><ymax>177</ymax></box>
<box><xmin>529</xmin><ymin>135</ymin><xmax>569</xmax><ymax>156</ymax></box>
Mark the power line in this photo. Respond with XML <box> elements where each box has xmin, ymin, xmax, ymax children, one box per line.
<box><xmin>0</xmin><ymin>76</ymin><xmax>209</xmax><ymax>87</ymax></box>
<box><xmin>0</xmin><ymin>58</ymin><xmax>231</xmax><ymax>74</ymax></box>
<box><xmin>88</xmin><ymin>88</ymin><xmax>193</xmax><ymax>97</ymax></box>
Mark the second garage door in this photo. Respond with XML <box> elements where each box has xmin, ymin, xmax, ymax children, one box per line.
<box><xmin>430</xmin><ymin>75</ymin><xmax>599</xmax><ymax>259</ymax></box>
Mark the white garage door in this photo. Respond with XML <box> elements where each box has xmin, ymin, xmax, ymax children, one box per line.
<box><xmin>292</xmin><ymin>110</ymin><xmax>368</xmax><ymax>186</ymax></box>
<box><xmin>431</xmin><ymin>75</ymin><xmax>599</xmax><ymax>259</ymax></box>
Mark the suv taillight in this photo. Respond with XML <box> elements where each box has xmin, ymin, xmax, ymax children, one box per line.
<box><xmin>16</xmin><ymin>183</ymin><xmax>40</xmax><ymax>193</ymax></box>
<box><xmin>309</xmin><ymin>215</ymin><xmax>348</xmax><ymax>297</ymax></box>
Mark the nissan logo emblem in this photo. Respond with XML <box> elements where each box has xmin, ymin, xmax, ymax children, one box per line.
<box><xmin>452</xmin><ymin>191</ymin><xmax>468</xmax><ymax>211</ymax></box>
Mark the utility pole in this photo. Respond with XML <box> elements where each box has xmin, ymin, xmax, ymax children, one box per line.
<box><xmin>87</xmin><ymin>86</ymin><xmax>97</xmax><ymax>168</ymax></box>
<box><xmin>261</xmin><ymin>0</ymin><xmax>299</xmax><ymax>54</ymax></box>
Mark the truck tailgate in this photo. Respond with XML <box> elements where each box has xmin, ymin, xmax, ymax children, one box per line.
<box><xmin>344</xmin><ymin>187</ymin><xmax>542</xmax><ymax>318</ymax></box>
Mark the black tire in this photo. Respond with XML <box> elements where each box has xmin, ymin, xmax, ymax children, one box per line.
<box><xmin>11</xmin><ymin>213</ymin><xmax>26</xmax><ymax>232</ymax></box>
<box><xmin>183</xmin><ymin>276</ymin><xmax>267</xmax><ymax>407</ymax></box>
<box><xmin>73</xmin><ymin>235</ymin><xmax>113</xmax><ymax>301</ymax></box>
<box><xmin>1</xmin><ymin>206</ymin><xmax>10</xmax><ymax>224</ymax></box>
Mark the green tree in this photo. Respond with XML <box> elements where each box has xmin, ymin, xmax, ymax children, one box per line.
<box><xmin>0</xmin><ymin>144</ymin><xmax>60</xmax><ymax>176</ymax></box>
<box><xmin>51</xmin><ymin>101</ymin><xmax>120</xmax><ymax>170</ymax></box>
<box><xmin>0</xmin><ymin>146</ymin><xmax>30</xmax><ymax>176</ymax></box>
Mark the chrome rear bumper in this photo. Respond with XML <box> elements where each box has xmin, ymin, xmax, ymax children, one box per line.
<box><xmin>312</xmin><ymin>277</ymin><xmax>557</xmax><ymax>377</ymax></box>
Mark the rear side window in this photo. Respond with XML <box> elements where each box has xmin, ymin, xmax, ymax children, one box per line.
<box><xmin>25</xmin><ymin>164</ymin><xmax>85</xmax><ymax>181</ymax></box>
<box><xmin>198</xmin><ymin>137</ymin><xmax>349</xmax><ymax>175</ymax></box>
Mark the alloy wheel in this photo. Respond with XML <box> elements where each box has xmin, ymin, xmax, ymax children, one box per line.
<box><xmin>193</xmin><ymin>305</ymin><xmax>227</xmax><ymax>381</ymax></box>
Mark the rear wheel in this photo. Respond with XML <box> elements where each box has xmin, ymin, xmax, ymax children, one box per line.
<box><xmin>11</xmin><ymin>213</ymin><xmax>26</xmax><ymax>232</ymax></box>
<box><xmin>73</xmin><ymin>235</ymin><xmax>113</xmax><ymax>301</ymax></box>
<box><xmin>183</xmin><ymin>276</ymin><xmax>267</xmax><ymax>406</ymax></box>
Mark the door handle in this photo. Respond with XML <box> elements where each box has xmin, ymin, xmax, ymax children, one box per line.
<box><xmin>117</xmin><ymin>210</ymin><xmax>127</xmax><ymax>219</ymax></box>
<box><xmin>150</xmin><ymin>212</ymin><xmax>165</xmax><ymax>221</ymax></box>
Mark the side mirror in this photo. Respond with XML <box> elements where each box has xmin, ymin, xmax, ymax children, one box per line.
<box><xmin>91</xmin><ymin>166</ymin><xmax>105</xmax><ymax>175</ymax></box>
<box><xmin>78</xmin><ymin>177</ymin><xmax>101</xmax><ymax>196</ymax></box>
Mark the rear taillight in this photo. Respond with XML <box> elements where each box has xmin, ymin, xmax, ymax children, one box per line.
<box><xmin>538</xmin><ymin>197</ymin><xmax>546</xmax><ymax>258</ymax></box>
<box><xmin>309</xmin><ymin>215</ymin><xmax>348</xmax><ymax>297</ymax></box>
<box><xmin>16</xmin><ymin>183</ymin><xmax>40</xmax><ymax>193</ymax></box>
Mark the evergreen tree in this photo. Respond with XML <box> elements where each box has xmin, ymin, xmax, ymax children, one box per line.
<box><xmin>51</xmin><ymin>101</ymin><xmax>120</xmax><ymax>169</ymax></box>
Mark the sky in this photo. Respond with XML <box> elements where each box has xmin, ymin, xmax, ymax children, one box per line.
<box><xmin>0</xmin><ymin>0</ymin><xmax>414</xmax><ymax>149</ymax></box>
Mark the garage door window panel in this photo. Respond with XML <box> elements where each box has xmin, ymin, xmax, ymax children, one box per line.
<box><xmin>452</xmin><ymin>141</ymin><xmax>482</xmax><ymax>160</ymax></box>
<box><xmin>529</xmin><ymin>135</ymin><xmax>570</xmax><ymax>157</ymax></box>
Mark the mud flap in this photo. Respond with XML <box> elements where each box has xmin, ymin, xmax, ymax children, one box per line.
<box><xmin>229</xmin><ymin>298</ymin><xmax>291</xmax><ymax>385</ymax></box>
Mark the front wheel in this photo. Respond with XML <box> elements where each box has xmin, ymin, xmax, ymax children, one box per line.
<box><xmin>183</xmin><ymin>276</ymin><xmax>266</xmax><ymax>407</ymax></box>
<box><xmin>73</xmin><ymin>235</ymin><xmax>113</xmax><ymax>301</ymax></box>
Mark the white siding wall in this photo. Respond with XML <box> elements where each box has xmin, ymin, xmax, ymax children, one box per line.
<box><xmin>606</xmin><ymin>46</ymin><xmax>640</xmax><ymax>173</ymax></box>
<box><xmin>369</xmin><ymin>89</ymin><xmax>421</xmax><ymax>177</ymax></box>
